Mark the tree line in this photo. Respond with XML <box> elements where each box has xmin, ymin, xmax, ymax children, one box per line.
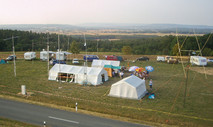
<box><xmin>0</xmin><ymin>29</ymin><xmax>212</xmax><ymax>56</ymax></box>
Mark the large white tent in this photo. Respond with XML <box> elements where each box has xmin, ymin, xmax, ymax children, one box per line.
<box><xmin>48</xmin><ymin>64</ymin><xmax>108</xmax><ymax>85</ymax></box>
<box><xmin>108</xmin><ymin>75</ymin><xmax>147</xmax><ymax>100</ymax></box>
<box><xmin>92</xmin><ymin>60</ymin><xmax>120</xmax><ymax>68</ymax></box>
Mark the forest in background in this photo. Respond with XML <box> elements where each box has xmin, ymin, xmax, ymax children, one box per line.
<box><xmin>0</xmin><ymin>29</ymin><xmax>212</xmax><ymax>56</ymax></box>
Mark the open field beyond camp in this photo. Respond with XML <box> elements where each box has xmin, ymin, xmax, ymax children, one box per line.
<box><xmin>0</xmin><ymin>53</ymin><xmax>213</xmax><ymax>127</ymax></box>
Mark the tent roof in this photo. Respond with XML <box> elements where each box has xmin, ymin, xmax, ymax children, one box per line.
<box><xmin>112</xmin><ymin>75</ymin><xmax>144</xmax><ymax>88</ymax></box>
<box><xmin>50</xmin><ymin>64</ymin><xmax>104</xmax><ymax>75</ymax></box>
<box><xmin>92</xmin><ymin>60</ymin><xmax>120</xmax><ymax>67</ymax></box>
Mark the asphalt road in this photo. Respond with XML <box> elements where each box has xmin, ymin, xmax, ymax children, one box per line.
<box><xmin>0</xmin><ymin>98</ymin><xmax>149</xmax><ymax>127</ymax></box>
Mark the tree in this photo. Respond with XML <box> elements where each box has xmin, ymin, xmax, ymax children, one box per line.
<box><xmin>172</xmin><ymin>43</ymin><xmax>179</xmax><ymax>56</ymax></box>
<box><xmin>122</xmin><ymin>46</ymin><xmax>132</xmax><ymax>55</ymax></box>
<box><xmin>70</xmin><ymin>41</ymin><xmax>80</xmax><ymax>55</ymax></box>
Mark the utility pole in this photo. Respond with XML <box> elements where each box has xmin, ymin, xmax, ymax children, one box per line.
<box><xmin>4</xmin><ymin>35</ymin><xmax>19</xmax><ymax>77</ymax></box>
<box><xmin>47</xmin><ymin>33</ymin><xmax>50</xmax><ymax>76</ymax></box>
<box><xmin>83</xmin><ymin>34</ymin><xmax>87</xmax><ymax>85</ymax></box>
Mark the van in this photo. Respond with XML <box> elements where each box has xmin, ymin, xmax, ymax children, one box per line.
<box><xmin>157</xmin><ymin>56</ymin><xmax>165</xmax><ymax>62</ymax></box>
<box><xmin>83</xmin><ymin>55</ymin><xmax>99</xmax><ymax>62</ymax></box>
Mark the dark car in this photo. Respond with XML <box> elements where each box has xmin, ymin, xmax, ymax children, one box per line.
<box><xmin>6</xmin><ymin>55</ymin><xmax>16</xmax><ymax>61</ymax></box>
<box><xmin>51</xmin><ymin>60</ymin><xmax>66</xmax><ymax>65</ymax></box>
<box><xmin>83</xmin><ymin>55</ymin><xmax>99</xmax><ymax>62</ymax></box>
<box><xmin>137</xmin><ymin>56</ymin><xmax>149</xmax><ymax>61</ymax></box>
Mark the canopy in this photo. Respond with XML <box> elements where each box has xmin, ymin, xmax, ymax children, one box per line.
<box><xmin>104</xmin><ymin>65</ymin><xmax>121</xmax><ymax>69</ymax></box>
<box><xmin>136</xmin><ymin>67</ymin><xmax>145</xmax><ymax>72</ymax></box>
<box><xmin>145</xmin><ymin>66</ymin><xmax>154</xmax><ymax>72</ymax></box>
<box><xmin>128</xmin><ymin>66</ymin><xmax>139</xmax><ymax>72</ymax></box>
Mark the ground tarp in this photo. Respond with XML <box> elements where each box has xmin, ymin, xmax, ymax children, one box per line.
<box><xmin>108</xmin><ymin>75</ymin><xmax>147</xmax><ymax>100</ymax></box>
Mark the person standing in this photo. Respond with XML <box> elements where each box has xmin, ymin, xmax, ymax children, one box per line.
<box><xmin>120</xmin><ymin>71</ymin><xmax>124</xmax><ymax>79</ymax></box>
<box><xmin>149</xmin><ymin>79</ymin><xmax>153</xmax><ymax>90</ymax></box>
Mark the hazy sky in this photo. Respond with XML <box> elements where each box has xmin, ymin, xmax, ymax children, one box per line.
<box><xmin>0</xmin><ymin>0</ymin><xmax>212</xmax><ymax>26</ymax></box>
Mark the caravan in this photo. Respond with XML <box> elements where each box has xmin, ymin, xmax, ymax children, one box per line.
<box><xmin>190</xmin><ymin>56</ymin><xmax>207</xmax><ymax>66</ymax></box>
<box><xmin>24</xmin><ymin>52</ymin><xmax>36</xmax><ymax>60</ymax></box>
<box><xmin>40</xmin><ymin>49</ymin><xmax>55</xmax><ymax>61</ymax></box>
<box><xmin>56</xmin><ymin>51</ymin><xmax>72</xmax><ymax>61</ymax></box>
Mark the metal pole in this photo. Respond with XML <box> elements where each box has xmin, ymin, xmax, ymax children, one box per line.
<box><xmin>183</xmin><ymin>52</ymin><xmax>190</xmax><ymax>107</ymax></box>
<box><xmin>12</xmin><ymin>35</ymin><xmax>16</xmax><ymax>77</ymax></box>
<box><xmin>47</xmin><ymin>33</ymin><xmax>49</xmax><ymax>76</ymax></box>
<box><xmin>83</xmin><ymin>34</ymin><xmax>87</xmax><ymax>85</ymax></box>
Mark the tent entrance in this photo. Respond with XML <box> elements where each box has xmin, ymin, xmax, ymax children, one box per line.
<box><xmin>57</xmin><ymin>73</ymin><xmax>75</xmax><ymax>83</ymax></box>
<box><xmin>101</xmin><ymin>74</ymin><xmax>105</xmax><ymax>82</ymax></box>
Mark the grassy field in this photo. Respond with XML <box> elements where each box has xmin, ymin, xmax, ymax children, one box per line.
<box><xmin>0</xmin><ymin>57</ymin><xmax>213</xmax><ymax>126</ymax></box>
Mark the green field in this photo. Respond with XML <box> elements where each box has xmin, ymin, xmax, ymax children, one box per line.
<box><xmin>0</xmin><ymin>58</ymin><xmax>213</xmax><ymax>127</ymax></box>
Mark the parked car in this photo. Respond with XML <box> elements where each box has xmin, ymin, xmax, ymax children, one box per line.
<box><xmin>157</xmin><ymin>56</ymin><xmax>165</xmax><ymax>62</ymax></box>
<box><xmin>6</xmin><ymin>55</ymin><xmax>16</xmax><ymax>61</ymax></box>
<box><xmin>51</xmin><ymin>60</ymin><xmax>66</xmax><ymax>65</ymax></box>
<box><xmin>136</xmin><ymin>56</ymin><xmax>149</xmax><ymax>61</ymax></box>
<box><xmin>72</xmin><ymin>58</ymin><xmax>79</xmax><ymax>64</ymax></box>
<box><xmin>83</xmin><ymin>55</ymin><xmax>99</xmax><ymax>62</ymax></box>
<box><xmin>117</xmin><ymin>56</ymin><xmax>123</xmax><ymax>61</ymax></box>
<box><xmin>208</xmin><ymin>58</ymin><xmax>213</xmax><ymax>62</ymax></box>
<box><xmin>106</xmin><ymin>55</ymin><xmax>118</xmax><ymax>61</ymax></box>
<box><xmin>167</xmin><ymin>57</ymin><xmax>179</xmax><ymax>64</ymax></box>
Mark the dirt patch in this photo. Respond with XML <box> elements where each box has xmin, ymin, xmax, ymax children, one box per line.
<box><xmin>190</xmin><ymin>67</ymin><xmax>213</xmax><ymax>75</ymax></box>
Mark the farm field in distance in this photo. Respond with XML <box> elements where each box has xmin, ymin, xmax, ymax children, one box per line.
<box><xmin>0</xmin><ymin>53</ymin><xmax>213</xmax><ymax>127</ymax></box>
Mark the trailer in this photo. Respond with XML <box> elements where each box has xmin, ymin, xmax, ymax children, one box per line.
<box><xmin>190</xmin><ymin>56</ymin><xmax>207</xmax><ymax>66</ymax></box>
<box><xmin>40</xmin><ymin>49</ymin><xmax>55</xmax><ymax>61</ymax></box>
<box><xmin>24</xmin><ymin>52</ymin><xmax>36</xmax><ymax>60</ymax></box>
<box><xmin>56</xmin><ymin>51</ymin><xmax>72</xmax><ymax>61</ymax></box>
<box><xmin>157</xmin><ymin>56</ymin><xmax>165</xmax><ymax>62</ymax></box>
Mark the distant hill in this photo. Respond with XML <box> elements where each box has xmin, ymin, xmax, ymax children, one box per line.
<box><xmin>0</xmin><ymin>23</ymin><xmax>213</xmax><ymax>34</ymax></box>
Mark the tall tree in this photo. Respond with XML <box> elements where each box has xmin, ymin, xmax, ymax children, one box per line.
<box><xmin>70</xmin><ymin>41</ymin><xmax>80</xmax><ymax>56</ymax></box>
<box><xmin>122</xmin><ymin>46</ymin><xmax>132</xmax><ymax>55</ymax></box>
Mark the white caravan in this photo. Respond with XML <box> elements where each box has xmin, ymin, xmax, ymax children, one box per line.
<box><xmin>40</xmin><ymin>49</ymin><xmax>55</xmax><ymax>61</ymax></box>
<box><xmin>157</xmin><ymin>56</ymin><xmax>165</xmax><ymax>62</ymax></box>
<box><xmin>190</xmin><ymin>56</ymin><xmax>207</xmax><ymax>66</ymax></box>
<box><xmin>24</xmin><ymin>52</ymin><xmax>36</xmax><ymax>60</ymax></box>
<box><xmin>56</xmin><ymin>51</ymin><xmax>72</xmax><ymax>61</ymax></box>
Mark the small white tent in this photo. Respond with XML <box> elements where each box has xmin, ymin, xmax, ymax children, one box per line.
<box><xmin>108</xmin><ymin>75</ymin><xmax>147</xmax><ymax>100</ymax></box>
<box><xmin>48</xmin><ymin>64</ymin><xmax>108</xmax><ymax>85</ymax></box>
<box><xmin>92</xmin><ymin>60</ymin><xmax>120</xmax><ymax>68</ymax></box>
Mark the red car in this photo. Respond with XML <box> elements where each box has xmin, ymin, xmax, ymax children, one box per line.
<box><xmin>106</xmin><ymin>55</ymin><xmax>118</xmax><ymax>61</ymax></box>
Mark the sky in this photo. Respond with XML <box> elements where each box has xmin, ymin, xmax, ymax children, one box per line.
<box><xmin>0</xmin><ymin>0</ymin><xmax>212</xmax><ymax>26</ymax></box>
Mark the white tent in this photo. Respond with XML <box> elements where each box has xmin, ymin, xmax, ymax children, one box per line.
<box><xmin>108</xmin><ymin>75</ymin><xmax>147</xmax><ymax>100</ymax></box>
<box><xmin>92</xmin><ymin>60</ymin><xmax>120</xmax><ymax>68</ymax></box>
<box><xmin>48</xmin><ymin>64</ymin><xmax>108</xmax><ymax>85</ymax></box>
